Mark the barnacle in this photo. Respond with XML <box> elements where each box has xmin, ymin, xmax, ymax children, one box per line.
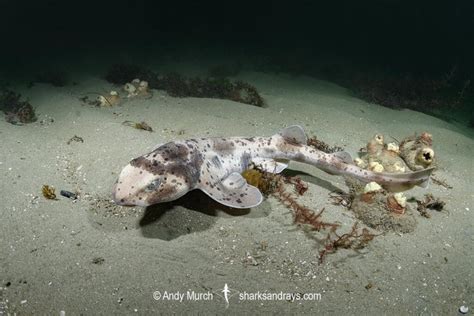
<box><xmin>386</xmin><ymin>194</ymin><xmax>406</xmax><ymax>215</ymax></box>
<box><xmin>416</xmin><ymin>148</ymin><xmax>434</xmax><ymax>166</ymax></box>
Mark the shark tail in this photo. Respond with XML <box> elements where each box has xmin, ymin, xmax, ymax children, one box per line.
<box><xmin>380</xmin><ymin>167</ymin><xmax>434</xmax><ymax>192</ymax></box>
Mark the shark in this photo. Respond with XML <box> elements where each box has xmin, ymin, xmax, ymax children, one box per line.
<box><xmin>112</xmin><ymin>125</ymin><xmax>434</xmax><ymax>209</ymax></box>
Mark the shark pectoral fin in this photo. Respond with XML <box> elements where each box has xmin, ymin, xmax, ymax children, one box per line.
<box><xmin>199</xmin><ymin>172</ymin><xmax>263</xmax><ymax>209</ymax></box>
<box><xmin>331</xmin><ymin>151</ymin><xmax>354</xmax><ymax>164</ymax></box>
<box><xmin>221</xmin><ymin>172</ymin><xmax>247</xmax><ymax>189</ymax></box>
<box><xmin>252</xmin><ymin>158</ymin><xmax>288</xmax><ymax>174</ymax></box>
<box><xmin>277</xmin><ymin>125</ymin><xmax>307</xmax><ymax>144</ymax></box>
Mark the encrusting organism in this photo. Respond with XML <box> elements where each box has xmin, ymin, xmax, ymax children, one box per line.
<box><xmin>123</xmin><ymin>78</ymin><xmax>152</xmax><ymax>99</ymax></box>
<box><xmin>399</xmin><ymin>132</ymin><xmax>435</xmax><ymax>171</ymax></box>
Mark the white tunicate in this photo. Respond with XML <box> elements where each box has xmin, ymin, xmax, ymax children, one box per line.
<box><xmin>364</xmin><ymin>182</ymin><xmax>382</xmax><ymax>193</ymax></box>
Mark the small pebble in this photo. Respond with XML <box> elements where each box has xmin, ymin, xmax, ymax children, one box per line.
<box><xmin>60</xmin><ymin>190</ymin><xmax>77</xmax><ymax>200</ymax></box>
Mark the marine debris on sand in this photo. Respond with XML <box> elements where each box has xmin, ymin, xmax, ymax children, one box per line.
<box><xmin>66</xmin><ymin>135</ymin><xmax>84</xmax><ymax>145</ymax></box>
<box><xmin>122</xmin><ymin>120</ymin><xmax>153</xmax><ymax>132</ymax></box>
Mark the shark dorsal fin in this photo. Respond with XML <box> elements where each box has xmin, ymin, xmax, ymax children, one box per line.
<box><xmin>331</xmin><ymin>151</ymin><xmax>353</xmax><ymax>164</ymax></box>
<box><xmin>278</xmin><ymin>125</ymin><xmax>307</xmax><ymax>145</ymax></box>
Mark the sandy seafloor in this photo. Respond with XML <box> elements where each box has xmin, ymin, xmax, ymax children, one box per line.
<box><xmin>1</xmin><ymin>65</ymin><xmax>473</xmax><ymax>315</ymax></box>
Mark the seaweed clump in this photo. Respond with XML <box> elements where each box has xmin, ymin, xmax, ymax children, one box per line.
<box><xmin>319</xmin><ymin>222</ymin><xmax>376</xmax><ymax>264</ymax></box>
<box><xmin>155</xmin><ymin>73</ymin><xmax>264</xmax><ymax>107</ymax></box>
<box><xmin>0</xmin><ymin>89</ymin><xmax>37</xmax><ymax>125</ymax></box>
<box><xmin>104</xmin><ymin>64</ymin><xmax>264</xmax><ymax>106</ymax></box>
<box><xmin>42</xmin><ymin>185</ymin><xmax>57</xmax><ymax>200</ymax></box>
<box><xmin>242</xmin><ymin>167</ymin><xmax>377</xmax><ymax>263</ymax></box>
<box><xmin>337</xmin><ymin>69</ymin><xmax>471</xmax><ymax>117</ymax></box>
<box><xmin>415</xmin><ymin>194</ymin><xmax>446</xmax><ymax>218</ymax></box>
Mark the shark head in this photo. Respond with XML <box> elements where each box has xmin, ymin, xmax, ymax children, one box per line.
<box><xmin>112</xmin><ymin>161</ymin><xmax>190</xmax><ymax>207</ymax></box>
<box><xmin>113</xmin><ymin>143</ymin><xmax>203</xmax><ymax>207</ymax></box>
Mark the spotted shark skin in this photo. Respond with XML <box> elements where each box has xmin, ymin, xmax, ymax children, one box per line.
<box><xmin>113</xmin><ymin>126</ymin><xmax>434</xmax><ymax>209</ymax></box>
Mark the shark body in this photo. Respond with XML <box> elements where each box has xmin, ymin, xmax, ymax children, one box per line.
<box><xmin>113</xmin><ymin>126</ymin><xmax>434</xmax><ymax>208</ymax></box>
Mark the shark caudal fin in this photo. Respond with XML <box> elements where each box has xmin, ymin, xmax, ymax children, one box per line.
<box><xmin>417</xmin><ymin>169</ymin><xmax>433</xmax><ymax>189</ymax></box>
<box><xmin>277</xmin><ymin>125</ymin><xmax>308</xmax><ymax>144</ymax></box>
<box><xmin>381</xmin><ymin>167</ymin><xmax>435</xmax><ymax>192</ymax></box>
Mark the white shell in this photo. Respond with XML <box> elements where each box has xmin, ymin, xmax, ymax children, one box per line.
<box><xmin>387</xmin><ymin>142</ymin><xmax>400</xmax><ymax>153</ymax></box>
<box><xmin>459</xmin><ymin>306</ymin><xmax>469</xmax><ymax>314</ymax></box>
<box><xmin>124</xmin><ymin>83</ymin><xmax>136</xmax><ymax>93</ymax></box>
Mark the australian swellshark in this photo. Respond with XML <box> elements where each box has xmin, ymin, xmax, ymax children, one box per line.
<box><xmin>113</xmin><ymin>126</ymin><xmax>433</xmax><ymax>209</ymax></box>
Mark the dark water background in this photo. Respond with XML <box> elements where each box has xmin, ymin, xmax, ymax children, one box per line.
<box><xmin>1</xmin><ymin>0</ymin><xmax>473</xmax><ymax>127</ymax></box>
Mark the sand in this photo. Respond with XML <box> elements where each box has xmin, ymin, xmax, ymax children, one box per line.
<box><xmin>1</xmin><ymin>68</ymin><xmax>473</xmax><ymax>315</ymax></box>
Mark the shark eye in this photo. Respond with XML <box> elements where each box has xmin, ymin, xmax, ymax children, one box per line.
<box><xmin>145</xmin><ymin>179</ymin><xmax>161</xmax><ymax>192</ymax></box>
